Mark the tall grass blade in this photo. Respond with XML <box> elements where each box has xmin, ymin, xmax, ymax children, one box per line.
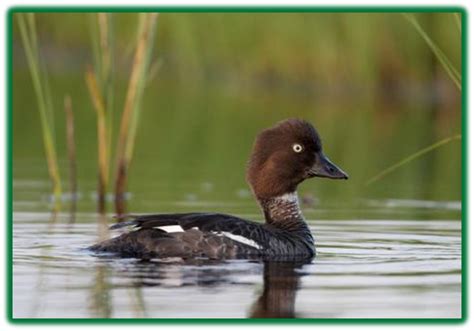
<box><xmin>453</xmin><ymin>13</ymin><xmax>461</xmax><ymax>33</ymax></box>
<box><xmin>404</xmin><ymin>13</ymin><xmax>461</xmax><ymax>90</ymax></box>
<box><xmin>26</xmin><ymin>14</ymin><xmax>56</xmax><ymax>143</ymax></box>
<box><xmin>17</xmin><ymin>13</ymin><xmax>62</xmax><ymax>208</ymax></box>
<box><xmin>365</xmin><ymin>134</ymin><xmax>461</xmax><ymax>186</ymax></box>
<box><xmin>64</xmin><ymin>95</ymin><xmax>77</xmax><ymax>223</ymax></box>
<box><xmin>97</xmin><ymin>13</ymin><xmax>115</xmax><ymax>170</ymax></box>
<box><xmin>85</xmin><ymin>68</ymin><xmax>109</xmax><ymax>213</ymax></box>
<box><xmin>146</xmin><ymin>57</ymin><xmax>163</xmax><ymax>86</ymax></box>
<box><xmin>88</xmin><ymin>13</ymin><xmax>115</xmax><ymax>213</ymax></box>
<box><xmin>115</xmin><ymin>13</ymin><xmax>159</xmax><ymax>215</ymax></box>
<box><xmin>369</xmin><ymin>14</ymin><xmax>463</xmax><ymax>186</ymax></box>
<box><xmin>124</xmin><ymin>14</ymin><xmax>159</xmax><ymax>162</ymax></box>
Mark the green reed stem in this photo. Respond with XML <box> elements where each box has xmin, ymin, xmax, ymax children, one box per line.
<box><xmin>97</xmin><ymin>13</ymin><xmax>115</xmax><ymax>173</ymax></box>
<box><xmin>85</xmin><ymin>68</ymin><xmax>108</xmax><ymax>212</ymax></box>
<box><xmin>365</xmin><ymin>134</ymin><xmax>461</xmax><ymax>186</ymax></box>
<box><xmin>369</xmin><ymin>14</ymin><xmax>463</xmax><ymax>187</ymax></box>
<box><xmin>124</xmin><ymin>14</ymin><xmax>159</xmax><ymax>162</ymax></box>
<box><xmin>453</xmin><ymin>13</ymin><xmax>461</xmax><ymax>33</ymax></box>
<box><xmin>88</xmin><ymin>13</ymin><xmax>114</xmax><ymax>213</ymax></box>
<box><xmin>404</xmin><ymin>13</ymin><xmax>461</xmax><ymax>91</ymax></box>
<box><xmin>64</xmin><ymin>95</ymin><xmax>77</xmax><ymax>223</ymax></box>
<box><xmin>114</xmin><ymin>13</ymin><xmax>158</xmax><ymax>215</ymax></box>
<box><xmin>17</xmin><ymin>13</ymin><xmax>62</xmax><ymax>208</ymax></box>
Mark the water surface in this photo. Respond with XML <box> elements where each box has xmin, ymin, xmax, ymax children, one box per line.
<box><xmin>13</xmin><ymin>200</ymin><xmax>461</xmax><ymax>318</ymax></box>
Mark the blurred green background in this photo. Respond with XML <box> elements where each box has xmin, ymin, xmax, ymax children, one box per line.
<box><xmin>12</xmin><ymin>12</ymin><xmax>462</xmax><ymax>219</ymax></box>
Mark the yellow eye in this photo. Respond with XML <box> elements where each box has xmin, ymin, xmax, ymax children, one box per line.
<box><xmin>292</xmin><ymin>143</ymin><xmax>303</xmax><ymax>153</ymax></box>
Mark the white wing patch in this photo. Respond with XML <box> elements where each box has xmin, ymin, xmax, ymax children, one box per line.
<box><xmin>154</xmin><ymin>225</ymin><xmax>184</xmax><ymax>233</ymax></box>
<box><xmin>153</xmin><ymin>225</ymin><xmax>262</xmax><ymax>249</ymax></box>
<box><xmin>220</xmin><ymin>231</ymin><xmax>262</xmax><ymax>249</ymax></box>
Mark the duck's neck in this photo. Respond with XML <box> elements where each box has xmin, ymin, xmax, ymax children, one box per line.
<box><xmin>258</xmin><ymin>192</ymin><xmax>309</xmax><ymax>233</ymax></box>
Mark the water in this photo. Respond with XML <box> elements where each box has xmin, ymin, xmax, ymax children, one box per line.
<box><xmin>12</xmin><ymin>202</ymin><xmax>461</xmax><ymax>318</ymax></box>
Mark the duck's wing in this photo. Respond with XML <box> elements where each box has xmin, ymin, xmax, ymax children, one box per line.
<box><xmin>111</xmin><ymin>212</ymin><xmax>261</xmax><ymax>235</ymax></box>
<box><xmin>111</xmin><ymin>212</ymin><xmax>220</xmax><ymax>229</ymax></box>
<box><xmin>95</xmin><ymin>213</ymin><xmax>269</xmax><ymax>258</ymax></box>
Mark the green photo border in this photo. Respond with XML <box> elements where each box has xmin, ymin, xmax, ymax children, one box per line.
<box><xmin>5</xmin><ymin>5</ymin><xmax>468</xmax><ymax>324</ymax></box>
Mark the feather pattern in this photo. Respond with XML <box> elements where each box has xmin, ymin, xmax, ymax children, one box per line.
<box><xmin>90</xmin><ymin>212</ymin><xmax>314</xmax><ymax>260</ymax></box>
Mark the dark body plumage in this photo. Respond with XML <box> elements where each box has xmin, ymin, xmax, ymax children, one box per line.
<box><xmin>89</xmin><ymin>119</ymin><xmax>348</xmax><ymax>261</ymax></box>
<box><xmin>90</xmin><ymin>212</ymin><xmax>315</xmax><ymax>261</ymax></box>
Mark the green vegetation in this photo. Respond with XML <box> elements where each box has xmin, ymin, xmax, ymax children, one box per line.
<box><xmin>63</xmin><ymin>95</ymin><xmax>77</xmax><ymax>221</ymax></box>
<box><xmin>16</xmin><ymin>13</ymin><xmax>62</xmax><ymax>209</ymax></box>
<box><xmin>404</xmin><ymin>13</ymin><xmax>461</xmax><ymax>90</ymax></box>
<box><xmin>115</xmin><ymin>13</ymin><xmax>159</xmax><ymax>215</ymax></box>
<box><xmin>366</xmin><ymin>134</ymin><xmax>461</xmax><ymax>185</ymax></box>
<box><xmin>86</xmin><ymin>13</ymin><xmax>115</xmax><ymax>212</ymax></box>
<box><xmin>12</xmin><ymin>12</ymin><xmax>462</xmax><ymax>216</ymax></box>
<box><xmin>17</xmin><ymin>12</ymin><xmax>160</xmax><ymax>214</ymax></box>
<box><xmin>366</xmin><ymin>13</ymin><xmax>462</xmax><ymax>186</ymax></box>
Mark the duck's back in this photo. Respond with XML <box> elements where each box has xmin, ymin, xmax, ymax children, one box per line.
<box><xmin>89</xmin><ymin>213</ymin><xmax>269</xmax><ymax>259</ymax></box>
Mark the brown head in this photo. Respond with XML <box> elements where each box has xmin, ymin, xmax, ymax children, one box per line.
<box><xmin>246</xmin><ymin>119</ymin><xmax>348</xmax><ymax>200</ymax></box>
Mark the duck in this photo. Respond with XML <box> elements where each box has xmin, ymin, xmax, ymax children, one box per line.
<box><xmin>89</xmin><ymin>119</ymin><xmax>348</xmax><ymax>261</ymax></box>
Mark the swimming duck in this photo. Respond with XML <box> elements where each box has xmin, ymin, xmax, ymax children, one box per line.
<box><xmin>90</xmin><ymin>119</ymin><xmax>348</xmax><ymax>261</ymax></box>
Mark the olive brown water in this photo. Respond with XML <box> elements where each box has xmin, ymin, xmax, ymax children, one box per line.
<box><xmin>11</xmin><ymin>12</ymin><xmax>461</xmax><ymax>318</ymax></box>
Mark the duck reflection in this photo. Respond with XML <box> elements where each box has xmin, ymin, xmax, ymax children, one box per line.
<box><xmin>94</xmin><ymin>256</ymin><xmax>311</xmax><ymax>318</ymax></box>
<box><xmin>249</xmin><ymin>260</ymin><xmax>308</xmax><ymax>318</ymax></box>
